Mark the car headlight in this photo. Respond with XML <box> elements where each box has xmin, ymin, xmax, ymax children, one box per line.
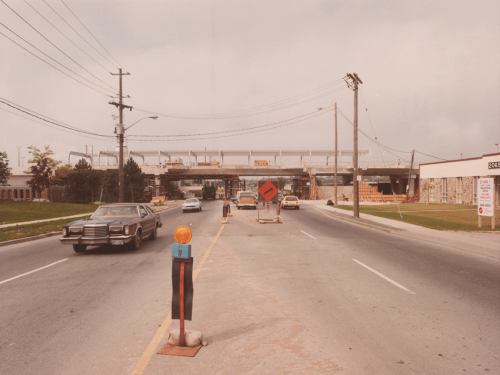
<box><xmin>109</xmin><ymin>226</ymin><xmax>123</xmax><ymax>234</ymax></box>
<box><xmin>62</xmin><ymin>227</ymin><xmax>68</xmax><ymax>236</ymax></box>
<box><xmin>69</xmin><ymin>227</ymin><xmax>82</xmax><ymax>235</ymax></box>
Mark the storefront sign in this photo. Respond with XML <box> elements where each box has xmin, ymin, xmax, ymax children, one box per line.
<box><xmin>488</xmin><ymin>161</ymin><xmax>500</xmax><ymax>169</ymax></box>
<box><xmin>478</xmin><ymin>178</ymin><xmax>494</xmax><ymax>217</ymax></box>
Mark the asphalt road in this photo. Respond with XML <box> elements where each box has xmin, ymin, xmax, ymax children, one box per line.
<box><xmin>0</xmin><ymin>200</ymin><xmax>498</xmax><ymax>374</ymax></box>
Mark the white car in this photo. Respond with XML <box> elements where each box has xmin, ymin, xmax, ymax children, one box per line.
<box><xmin>182</xmin><ymin>198</ymin><xmax>202</xmax><ymax>213</ymax></box>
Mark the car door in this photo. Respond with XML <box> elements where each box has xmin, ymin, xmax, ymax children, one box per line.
<box><xmin>139</xmin><ymin>206</ymin><xmax>154</xmax><ymax>235</ymax></box>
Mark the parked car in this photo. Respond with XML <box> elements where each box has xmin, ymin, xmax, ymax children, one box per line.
<box><xmin>281</xmin><ymin>196</ymin><xmax>300</xmax><ymax>209</ymax></box>
<box><xmin>32</xmin><ymin>198</ymin><xmax>50</xmax><ymax>202</ymax></box>
<box><xmin>182</xmin><ymin>198</ymin><xmax>202</xmax><ymax>212</ymax></box>
<box><xmin>230</xmin><ymin>197</ymin><xmax>237</xmax><ymax>204</ymax></box>
<box><xmin>60</xmin><ymin>203</ymin><xmax>163</xmax><ymax>253</ymax></box>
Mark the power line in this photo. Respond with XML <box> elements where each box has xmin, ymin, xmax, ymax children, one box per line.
<box><xmin>0</xmin><ymin>108</ymin><xmax>114</xmax><ymax>142</ymax></box>
<box><xmin>337</xmin><ymin>107</ymin><xmax>410</xmax><ymax>162</ymax></box>
<box><xmin>127</xmin><ymin>107</ymin><xmax>336</xmax><ymax>142</ymax></box>
<box><xmin>0</xmin><ymin>24</ymin><xmax>116</xmax><ymax>95</ymax></box>
<box><xmin>23</xmin><ymin>0</ymin><xmax>117</xmax><ymax>78</ymax></box>
<box><xmin>414</xmin><ymin>151</ymin><xmax>447</xmax><ymax>161</ymax></box>
<box><xmin>1</xmin><ymin>0</ymin><xmax>117</xmax><ymax>92</ymax></box>
<box><xmin>60</xmin><ymin>0</ymin><xmax>125</xmax><ymax>71</ymax></box>
<box><xmin>134</xmin><ymin>81</ymin><xmax>347</xmax><ymax>119</ymax></box>
<box><xmin>0</xmin><ymin>98</ymin><xmax>114</xmax><ymax>138</ymax></box>
<box><xmin>129</xmin><ymin>105</ymin><xmax>336</xmax><ymax>138</ymax></box>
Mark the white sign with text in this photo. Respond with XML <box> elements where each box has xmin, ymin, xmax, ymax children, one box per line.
<box><xmin>478</xmin><ymin>178</ymin><xmax>494</xmax><ymax>217</ymax></box>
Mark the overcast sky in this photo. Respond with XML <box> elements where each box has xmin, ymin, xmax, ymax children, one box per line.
<box><xmin>1</xmin><ymin>0</ymin><xmax>499</xmax><ymax>170</ymax></box>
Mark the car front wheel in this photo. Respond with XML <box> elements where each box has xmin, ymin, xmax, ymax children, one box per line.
<box><xmin>73</xmin><ymin>244</ymin><xmax>86</xmax><ymax>253</ymax></box>
<box><xmin>129</xmin><ymin>230</ymin><xmax>142</xmax><ymax>251</ymax></box>
<box><xmin>149</xmin><ymin>225</ymin><xmax>158</xmax><ymax>241</ymax></box>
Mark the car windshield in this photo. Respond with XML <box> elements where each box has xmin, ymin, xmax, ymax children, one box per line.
<box><xmin>92</xmin><ymin>206</ymin><xmax>139</xmax><ymax>218</ymax></box>
<box><xmin>285</xmin><ymin>197</ymin><xmax>298</xmax><ymax>201</ymax></box>
<box><xmin>185</xmin><ymin>199</ymin><xmax>199</xmax><ymax>203</ymax></box>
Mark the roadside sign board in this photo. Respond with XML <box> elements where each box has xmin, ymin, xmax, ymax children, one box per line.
<box><xmin>478</xmin><ymin>178</ymin><xmax>494</xmax><ymax>217</ymax></box>
<box><xmin>259</xmin><ymin>180</ymin><xmax>278</xmax><ymax>201</ymax></box>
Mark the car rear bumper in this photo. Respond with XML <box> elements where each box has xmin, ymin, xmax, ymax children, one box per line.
<box><xmin>59</xmin><ymin>235</ymin><xmax>134</xmax><ymax>246</ymax></box>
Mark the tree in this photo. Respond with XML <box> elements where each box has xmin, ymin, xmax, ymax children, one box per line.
<box><xmin>314</xmin><ymin>176</ymin><xmax>323</xmax><ymax>186</ymax></box>
<box><xmin>102</xmin><ymin>170</ymin><xmax>119</xmax><ymax>203</ymax></box>
<box><xmin>25</xmin><ymin>145</ymin><xmax>61</xmax><ymax>172</ymax></box>
<box><xmin>53</xmin><ymin>164</ymin><xmax>74</xmax><ymax>186</ymax></box>
<box><xmin>0</xmin><ymin>151</ymin><xmax>12</xmax><ymax>185</ymax></box>
<box><xmin>277</xmin><ymin>177</ymin><xmax>286</xmax><ymax>191</ymax></box>
<box><xmin>124</xmin><ymin>158</ymin><xmax>146</xmax><ymax>202</ymax></box>
<box><xmin>27</xmin><ymin>158</ymin><xmax>52</xmax><ymax>209</ymax></box>
<box><xmin>63</xmin><ymin>159</ymin><xmax>101</xmax><ymax>204</ymax></box>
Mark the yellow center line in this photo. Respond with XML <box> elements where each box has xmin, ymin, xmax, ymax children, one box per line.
<box><xmin>130</xmin><ymin>224</ymin><xmax>225</xmax><ymax>375</ymax></box>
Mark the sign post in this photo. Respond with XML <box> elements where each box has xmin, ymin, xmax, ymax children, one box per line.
<box><xmin>478</xmin><ymin>178</ymin><xmax>495</xmax><ymax>229</ymax></box>
<box><xmin>257</xmin><ymin>181</ymin><xmax>281</xmax><ymax>224</ymax></box>
<box><xmin>158</xmin><ymin>226</ymin><xmax>201</xmax><ymax>357</ymax></box>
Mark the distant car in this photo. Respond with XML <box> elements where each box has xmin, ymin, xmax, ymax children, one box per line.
<box><xmin>281</xmin><ymin>196</ymin><xmax>300</xmax><ymax>209</ymax></box>
<box><xmin>32</xmin><ymin>198</ymin><xmax>50</xmax><ymax>202</ymax></box>
<box><xmin>230</xmin><ymin>197</ymin><xmax>237</xmax><ymax>204</ymax></box>
<box><xmin>182</xmin><ymin>198</ymin><xmax>202</xmax><ymax>212</ymax></box>
<box><xmin>60</xmin><ymin>203</ymin><xmax>163</xmax><ymax>253</ymax></box>
<box><xmin>277</xmin><ymin>194</ymin><xmax>284</xmax><ymax>204</ymax></box>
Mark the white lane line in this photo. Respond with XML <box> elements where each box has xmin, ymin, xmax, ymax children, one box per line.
<box><xmin>0</xmin><ymin>259</ymin><xmax>68</xmax><ymax>286</ymax></box>
<box><xmin>175</xmin><ymin>216</ymin><xmax>183</xmax><ymax>220</ymax></box>
<box><xmin>353</xmin><ymin>259</ymin><xmax>416</xmax><ymax>295</ymax></box>
<box><xmin>301</xmin><ymin>230</ymin><xmax>317</xmax><ymax>239</ymax></box>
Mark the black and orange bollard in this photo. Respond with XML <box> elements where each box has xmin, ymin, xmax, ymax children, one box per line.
<box><xmin>222</xmin><ymin>199</ymin><xmax>229</xmax><ymax>224</ymax></box>
<box><xmin>266</xmin><ymin>200</ymin><xmax>270</xmax><ymax>211</ymax></box>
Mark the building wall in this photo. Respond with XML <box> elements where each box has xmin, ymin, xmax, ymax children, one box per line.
<box><xmin>419</xmin><ymin>152</ymin><xmax>500</xmax><ymax>206</ymax></box>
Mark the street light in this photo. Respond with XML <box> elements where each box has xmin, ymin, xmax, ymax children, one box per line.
<box><xmin>116</xmin><ymin>116</ymin><xmax>158</xmax><ymax>203</ymax></box>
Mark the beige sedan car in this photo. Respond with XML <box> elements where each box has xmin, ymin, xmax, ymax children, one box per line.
<box><xmin>281</xmin><ymin>196</ymin><xmax>300</xmax><ymax>209</ymax></box>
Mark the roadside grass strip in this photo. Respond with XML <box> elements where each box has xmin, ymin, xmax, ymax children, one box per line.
<box><xmin>0</xmin><ymin>201</ymin><xmax>96</xmax><ymax>225</ymax></box>
<box><xmin>0</xmin><ymin>217</ymin><xmax>89</xmax><ymax>242</ymax></box>
<box><xmin>331</xmin><ymin>203</ymin><xmax>500</xmax><ymax>231</ymax></box>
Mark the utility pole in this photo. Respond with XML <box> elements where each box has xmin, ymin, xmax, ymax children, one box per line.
<box><xmin>109</xmin><ymin>69</ymin><xmax>131</xmax><ymax>203</ymax></box>
<box><xmin>334</xmin><ymin>103</ymin><xmax>338</xmax><ymax>206</ymax></box>
<box><xmin>345</xmin><ymin>73</ymin><xmax>363</xmax><ymax>218</ymax></box>
<box><xmin>406</xmin><ymin>149</ymin><xmax>415</xmax><ymax>203</ymax></box>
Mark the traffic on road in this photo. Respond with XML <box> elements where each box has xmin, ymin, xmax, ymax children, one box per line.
<box><xmin>0</xmin><ymin>199</ymin><xmax>498</xmax><ymax>375</ymax></box>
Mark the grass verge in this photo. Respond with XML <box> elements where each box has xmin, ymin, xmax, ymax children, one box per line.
<box><xmin>330</xmin><ymin>203</ymin><xmax>500</xmax><ymax>231</ymax></box>
<box><xmin>0</xmin><ymin>217</ymin><xmax>90</xmax><ymax>243</ymax></box>
<box><xmin>0</xmin><ymin>201</ymin><xmax>97</xmax><ymax>225</ymax></box>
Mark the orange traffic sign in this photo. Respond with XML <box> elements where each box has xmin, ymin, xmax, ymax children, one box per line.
<box><xmin>259</xmin><ymin>180</ymin><xmax>278</xmax><ymax>201</ymax></box>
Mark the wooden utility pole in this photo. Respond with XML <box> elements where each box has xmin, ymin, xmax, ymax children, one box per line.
<box><xmin>346</xmin><ymin>73</ymin><xmax>363</xmax><ymax>218</ymax></box>
<box><xmin>334</xmin><ymin>103</ymin><xmax>338</xmax><ymax>206</ymax></box>
<box><xmin>109</xmin><ymin>69</ymin><xmax>131</xmax><ymax>203</ymax></box>
<box><xmin>406</xmin><ymin>149</ymin><xmax>415</xmax><ymax>203</ymax></box>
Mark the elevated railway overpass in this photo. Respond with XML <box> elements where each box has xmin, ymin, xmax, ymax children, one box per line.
<box><xmin>68</xmin><ymin>149</ymin><xmax>418</xmax><ymax>199</ymax></box>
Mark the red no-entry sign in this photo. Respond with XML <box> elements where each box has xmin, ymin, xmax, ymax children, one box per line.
<box><xmin>259</xmin><ymin>181</ymin><xmax>278</xmax><ymax>201</ymax></box>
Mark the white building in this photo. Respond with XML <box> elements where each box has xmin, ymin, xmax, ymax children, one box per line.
<box><xmin>419</xmin><ymin>152</ymin><xmax>500</xmax><ymax>206</ymax></box>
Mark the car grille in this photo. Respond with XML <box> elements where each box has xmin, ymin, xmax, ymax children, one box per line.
<box><xmin>84</xmin><ymin>226</ymin><xmax>108</xmax><ymax>238</ymax></box>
